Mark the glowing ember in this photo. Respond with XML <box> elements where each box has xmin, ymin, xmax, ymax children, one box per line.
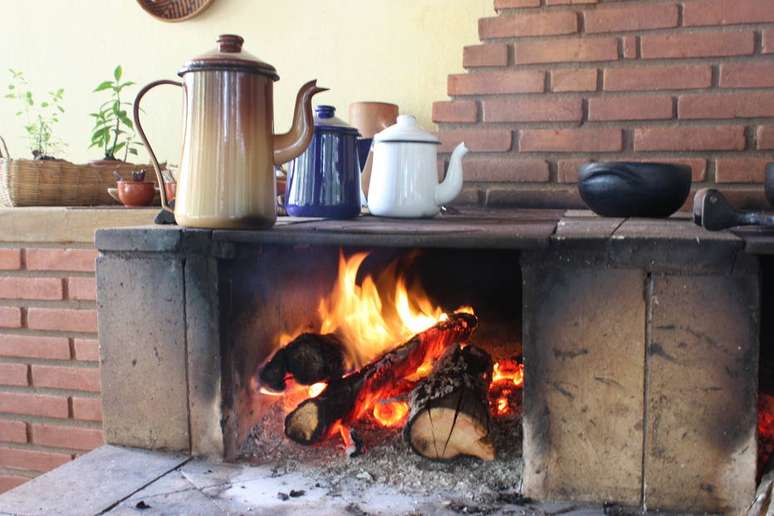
<box><xmin>372</xmin><ymin>400</ymin><xmax>409</xmax><ymax>427</ymax></box>
<box><xmin>489</xmin><ymin>359</ymin><xmax>525</xmax><ymax>418</ymax></box>
<box><xmin>493</xmin><ymin>359</ymin><xmax>524</xmax><ymax>388</ymax></box>
<box><xmin>308</xmin><ymin>382</ymin><xmax>327</xmax><ymax>398</ymax></box>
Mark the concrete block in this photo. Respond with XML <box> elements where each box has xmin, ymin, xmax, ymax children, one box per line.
<box><xmin>523</xmin><ymin>265</ymin><xmax>646</xmax><ymax>505</ymax></box>
<box><xmin>644</xmin><ymin>271</ymin><xmax>759</xmax><ymax>513</ymax></box>
<box><xmin>97</xmin><ymin>253</ymin><xmax>189</xmax><ymax>451</ymax></box>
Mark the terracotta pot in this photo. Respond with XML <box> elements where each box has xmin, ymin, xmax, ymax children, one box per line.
<box><xmin>117</xmin><ymin>181</ymin><xmax>156</xmax><ymax>207</ymax></box>
<box><xmin>348</xmin><ymin>102</ymin><xmax>399</xmax><ymax>139</ymax></box>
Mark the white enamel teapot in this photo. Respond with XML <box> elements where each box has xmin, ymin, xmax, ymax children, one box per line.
<box><xmin>366</xmin><ymin>115</ymin><xmax>468</xmax><ymax>218</ymax></box>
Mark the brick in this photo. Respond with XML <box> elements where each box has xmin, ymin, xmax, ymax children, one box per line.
<box><xmin>25</xmin><ymin>249</ymin><xmax>97</xmax><ymax>272</ymax></box>
<box><xmin>641</xmin><ymin>31</ymin><xmax>754</xmax><ymax>59</ymax></box>
<box><xmin>495</xmin><ymin>0</ymin><xmax>540</xmax><ymax>7</ymax></box>
<box><xmin>634</xmin><ymin>126</ymin><xmax>746</xmax><ymax>151</ymax></box>
<box><xmin>622</xmin><ymin>36</ymin><xmax>637</xmax><ymax>59</ymax></box>
<box><xmin>589</xmin><ymin>95</ymin><xmax>673</xmax><ymax>121</ymax></box>
<box><xmin>463</xmin><ymin>43</ymin><xmax>508</xmax><ymax>68</ymax></box>
<box><xmin>432</xmin><ymin>101</ymin><xmax>478</xmax><ymax>123</ymax></box>
<box><xmin>439</xmin><ymin>129</ymin><xmax>512</xmax><ymax>153</ymax></box>
<box><xmin>516</xmin><ymin>37</ymin><xmax>618</xmax><ymax>64</ymax></box>
<box><xmin>26</xmin><ymin>308</ymin><xmax>98</xmax><ymax>333</ymax></box>
<box><xmin>0</xmin><ymin>393</ymin><xmax>68</xmax><ymax>418</ymax></box>
<box><xmin>584</xmin><ymin>3</ymin><xmax>678</xmax><ymax>33</ymax></box>
<box><xmin>715</xmin><ymin>158</ymin><xmax>771</xmax><ymax>183</ymax></box>
<box><xmin>0</xmin><ymin>277</ymin><xmax>63</xmax><ymax>301</ymax></box>
<box><xmin>0</xmin><ymin>307</ymin><xmax>21</xmax><ymax>329</ymax></box>
<box><xmin>758</xmin><ymin>126</ymin><xmax>774</xmax><ymax>149</ymax></box>
<box><xmin>31</xmin><ymin>424</ymin><xmax>104</xmax><ymax>451</ymax></box>
<box><xmin>0</xmin><ymin>475</ymin><xmax>27</xmax><ymax>493</ymax></box>
<box><xmin>72</xmin><ymin>397</ymin><xmax>102</xmax><ymax>422</ymax></box>
<box><xmin>73</xmin><ymin>338</ymin><xmax>99</xmax><ymax>362</ymax></box>
<box><xmin>546</xmin><ymin>0</ymin><xmax>597</xmax><ymax>4</ymax></box>
<box><xmin>0</xmin><ymin>447</ymin><xmax>70</xmax><ymax>472</ymax></box>
<box><xmin>519</xmin><ymin>128</ymin><xmax>623</xmax><ymax>152</ymax></box>
<box><xmin>679</xmin><ymin>92</ymin><xmax>774</xmax><ymax>119</ymax></box>
<box><xmin>684</xmin><ymin>0</ymin><xmax>774</xmax><ymax>26</ymax></box>
<box><xmin>31</xmin><ymin>365</ymin><xmax>101</xmax><ymax>393</ymax></box>
<box><xmin>0</xmin><ymin>335</ymin><xmax>70</xmax><ymax>360</ymax></box>
<box><xmin>558</xmin><ymin>157</ymin><xmax>707</xmax><ymax>184</ymax></box>
<box><xmin>448</xmin><ymin>70</ymin><xmax>544</xmax><ymax>95</ymax></box>
<box><xmin>551</xmin><ymin>69</ymin><xmax>597</xmax><ymax>92</ymax></box>
<box><xmin>479</xmin><ymin>11</ymin><xmax>578</xmax><ymax>39</ymax></box>
<box><xmin>483</xmin><ymin>97</ymin><xmax>582</xmax><ymax>123</ymax></box>
<box><xmin>0</xmin><ymin>363</ymin><xmax>28</xmax><ymax>387</ymax></box>
<box><xmin>557</xmin><ymin>159</ymin><xmax>589</xmax><ymax>183</ymax></box>
<box><xmin>67</xmin><ymin>276</ymin><xmax>96</xmax><ymax>301</ymax></box>
<box><xmin>0</xmin><ymin>420</ymin><xmax>27</xmax><ymax>444</ymax></box>
<box><xmin>765</xmin><ymin>29</ymin><xmax>774</xmax><ymax>53</ymax></box>
<box><xmin>0</xmin><ymin>250</ymin><xmax>21</xmax><ymax>270</ymax></box>
<box><xmin>465</xmin><ymin>158</ymin><xmax>550</xmax><ymax>182</ymax></box>
<box><xmin>604</xmin><ymin>65</ymin><xmax>712</xmax><ymax>92</ymax></box>
<box><xmin>719</xmin><ymin>62</ymin><xmax>774</xmax><ymax>88</ymax></box>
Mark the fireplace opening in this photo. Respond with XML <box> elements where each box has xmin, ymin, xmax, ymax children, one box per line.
<box><xmin>759</xmin><ymin>257</ymin><xmax>774</xmax><ymax>480</ymax></box>
<box><xmin>219</xmin><ymin>246</ymin><xmax>525</xmax><ymax>495</ymax></box>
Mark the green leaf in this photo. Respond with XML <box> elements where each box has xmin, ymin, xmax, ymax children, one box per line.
<box><xmin>113</xmin><ymin>142</ymin><xmax>126</xmax><ymax>153</ymax></box>
<box><xmin>57</xmin><ymin>106</ymin><xmax>64</xmax><ymax>113</ymax></box>
<box><xmin>7</xmin><ymin>85</ymin><xmax>13</xmax><ymax>90</ymax></box>
<box><xmin>128</xmin><ymin>148</ymin><xmax>139</xmax><ymax>156</ymax></box>
<box><xmin>94</xmin><ymin>81</ymin><xmax>113</xmax><ymax>92</ymax></box>
<box><xmin>41</xmin><ymin>101</ymin><xmax>48</xmax><ymax>108</ymax></box>
<box><xmin>113</xmin><ymin>65</ymin><xmax>122</xmax><ymax>81</ymax></box>
<box><xmin>118</xmin><ymin>113</ymin><xmax>133</xmax><ymax>129</ymax></box>
<box><xmin>56</xmin><ymin>88</ymin><xmax>63</xmax><ymax>96</ymax></box>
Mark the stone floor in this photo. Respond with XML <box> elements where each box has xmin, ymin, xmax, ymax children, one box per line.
<box><xmin>0</xmin><ymin>446</ymin><xmax>649</xmax><ymax>516</ymax></box>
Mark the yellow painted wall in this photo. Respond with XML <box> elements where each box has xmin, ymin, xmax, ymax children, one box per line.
<box><xmin>0</xmin><ymin>0</ymin><xmax>492</xmax><ymax>164</ymax></box>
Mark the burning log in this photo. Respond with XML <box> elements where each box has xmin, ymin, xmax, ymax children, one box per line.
<box><xmin>404</xmin><ymin>344</ymin><xmax>495</xmax><ymax>461</ymax></box>
<box><xmin>259</xmin><ymin>333</ymin><xmax>346</xmax><ymax>391</ymax></box>
<box><xmin>284</xmin><ymin>312</ymin><xmax>478</xmax><ymax>445</ymax></box>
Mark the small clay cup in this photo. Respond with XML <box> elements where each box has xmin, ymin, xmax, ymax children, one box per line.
<box><xmin>766</xmin><ymin>163</ymin><xmax>774</xmax><ymax>208</ymax></box>
<box><xmin>117</xmin><ymin>181</ymin><xmax>156</xmax><ymax>207</ymax></box>
<box><xmin>349</xmin><ymin>102</ymin><xmax>398</xmax><ymax>139</ymax></box>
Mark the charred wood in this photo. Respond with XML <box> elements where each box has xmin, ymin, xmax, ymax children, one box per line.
<box><xmin>404</xmin><ymin>344</ymin><xmax>494</xmax><ymax>461</ymax></box>
<box><xmin>259</xmin><ymin>333</ymin><xmax>346</xmax><ymax>391</ymax></box>
<box><xmin>284</xmin><ymin>312</ymin><xmax>478</xmax><ymax>445</ymax></box>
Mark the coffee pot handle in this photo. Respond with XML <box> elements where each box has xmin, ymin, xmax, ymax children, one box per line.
<box><xmin>133</xmin><ymin>80</ymin><xmax>182</xmax><ymax>214</ymax></box>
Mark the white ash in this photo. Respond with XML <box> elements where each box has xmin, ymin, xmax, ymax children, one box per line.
<box><xmin>239</xmin><ymin>401</ymin><xmax>524</xmax><ymax>506</ymax></box>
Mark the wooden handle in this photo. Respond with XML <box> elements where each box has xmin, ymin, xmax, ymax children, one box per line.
<box><xmin>133</xmin><ymin>80</ymin><xmax>182</xmax><ymax>214</ymax></box>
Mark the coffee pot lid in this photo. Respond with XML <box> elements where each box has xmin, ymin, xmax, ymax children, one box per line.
<box><xmin>178</xmin><ymin>34</ymin><xmax>279</xmax><ymax>80</ymax></box>
<box><xmin>374</xmin><ymin>115</ymin><xmax>439</xmax><ymax>144</ymax></box>
<box><xmin>314</xmin><ymin>105</ymin><xmax>360</xmax><ymax>135</ymax></box>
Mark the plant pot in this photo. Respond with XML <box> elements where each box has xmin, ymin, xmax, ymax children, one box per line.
<box><xmin>117</xmin><ymin>181</ymin><xmax>155</xmax><ymax>207</ymax></box>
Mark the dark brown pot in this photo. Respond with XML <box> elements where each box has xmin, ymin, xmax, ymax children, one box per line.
<box><xmin>117</xmin><ymin>181</ymin><xmax>155</xmax><ymax>207</ymax></box>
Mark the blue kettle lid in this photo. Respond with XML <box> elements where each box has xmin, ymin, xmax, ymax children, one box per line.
<box><xmin>314</xmin><ymin>105</ymin><xmax>360</xmax><ymax>135</ymax></box>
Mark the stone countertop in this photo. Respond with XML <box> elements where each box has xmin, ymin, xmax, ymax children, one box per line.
<box><xmin>0</xmin><ymin>207</ymin><xmax>158</xmax><ymax>244</ymax></box>
<box><xmin>0</xmin><ymin>445</ymin><xmax>656</xmax><ymax>516</ymax></box>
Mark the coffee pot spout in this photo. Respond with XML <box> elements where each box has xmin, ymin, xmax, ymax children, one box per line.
<box><xmin>273</xmin><ymin>80</ymin><xmax>328</xmax><ymax>165</ymax></box>
<box><xmin>435</xmin><ymin>142</ymin><xmax>468</xmax><ymax>207</ymax></box>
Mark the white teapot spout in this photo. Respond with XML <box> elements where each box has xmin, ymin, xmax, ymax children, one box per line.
<box><xmin>435</xmin><ymin>142</ymin><xmax>469</xmax><ymax>207</ymax></box>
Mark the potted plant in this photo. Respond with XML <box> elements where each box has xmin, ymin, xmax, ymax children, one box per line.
<box><xmin>115</xmin><ymin>169</ymin><xmax>155</xmax><ymax>207</ymax></box>
<box><xmin>89</xmin><ymin>65</ymin><xmax>139</xmax><ymax>165</ymax></box>
<box><xmin>4</xmin><ymin>69</ymin><xmax>66</xmax><ymax>160</ymax></box>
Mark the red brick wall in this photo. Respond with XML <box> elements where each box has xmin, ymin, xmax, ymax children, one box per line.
<box><xmin>435</xmin><ymin>0</ymin><xmax>774</xmax><ymax>209</ymax></box>
<box><xmin>0</xmin><ymin>246</ymin><xmax>103</xmax><ymax>493</ymax></box>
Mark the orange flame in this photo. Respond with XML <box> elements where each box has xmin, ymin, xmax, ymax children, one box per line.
<box><xmin>490</xmin><ymin>359</ymin><xmax>525</xmax><ymax>418</ymax></box>
<box><xmin>317</xmin><ymin>252</ymin><xmax>452</xmax><ymax>368</ymax></box>
<box><xmin>372</xmin><ymin>400</ymin><xmax>409</xmax><ymax>427</ymax></box>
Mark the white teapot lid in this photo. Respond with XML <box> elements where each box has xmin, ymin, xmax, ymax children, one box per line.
<box><xmin>374</xmin><ymin>115</ymin><xmax>440</xmax><ymax>144</ymax></box>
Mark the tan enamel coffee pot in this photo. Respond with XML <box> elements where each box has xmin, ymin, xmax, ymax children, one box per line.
<box><xmin>134</xmin><ymin>34</ymin><xmax>327</xmax><ymax>229</ymax></box>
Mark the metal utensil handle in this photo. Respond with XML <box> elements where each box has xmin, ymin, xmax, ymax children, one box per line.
<box><xmin>133</xmin><ymin>79</ymin><xmax>182</xmax><ymax>213</ymax></box>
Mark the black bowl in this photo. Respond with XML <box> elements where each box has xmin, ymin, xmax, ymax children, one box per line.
<box><xmin>765</xmin><ymin>163</ymin><xmax>774</xmax><ymax>208</ymax></box>
<box><xmin>578</xmin><ymin>162</ymin><xmax>692</xmax><ymax>218</ymax></box>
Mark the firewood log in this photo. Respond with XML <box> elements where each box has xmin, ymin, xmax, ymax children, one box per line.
<box><xmin>284</xmin><ymin>312</ymin><xmax>478</xmax><ymax>445</ymax></box>
<box><xmin>404</xmin><ymin>344</ymin><xmax>494</xmax><ymax>461</ymax></box>
<box><xmin>258</xmin><ymin>333</ymin><xmax>346</xmax><ymax>391</ymax></box>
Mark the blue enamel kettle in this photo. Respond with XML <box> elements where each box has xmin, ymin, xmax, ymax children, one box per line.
<box><xmin>285</xmin><ymin>105</ymin><xmax>361</xmax><ymax>218</ymax></box>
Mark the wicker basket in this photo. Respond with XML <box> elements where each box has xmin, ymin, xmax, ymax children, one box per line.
<box><xmin>0</xmin><ymin>137</ymin><xmax>152</xmax><ymax>207</ymax></box>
